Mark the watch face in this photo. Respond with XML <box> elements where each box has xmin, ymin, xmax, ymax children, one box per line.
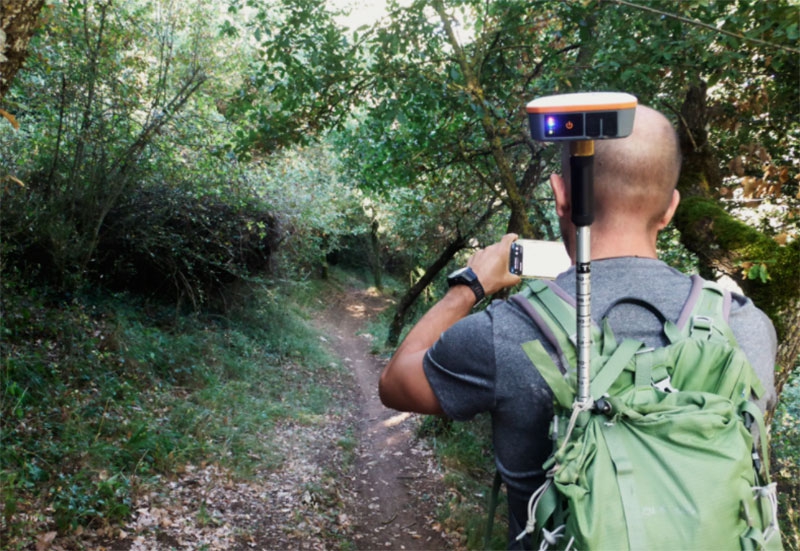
<box><xmin>448</xmin><ymin>266</ymin><xmax>474</xmax><ymax>283</ymax></box>
<box><xmin>448</xmin><ymin>267</ymin><xmax>481</xmax><ymax>294</ymax></box>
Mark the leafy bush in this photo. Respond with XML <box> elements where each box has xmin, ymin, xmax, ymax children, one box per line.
<box><xmin>51</xmin><ymin>472</ymin><xmax>132</xmax><ymax>533</ymax></box>
<box><xmin>248</xmin><ymin>144</ymin><xmax>374</xmax><ymax>281</ymax></box>
<box><xmin>93</xmin><ymin>185</ymin><xmax>278</xmax><ymax>309</ymax></box>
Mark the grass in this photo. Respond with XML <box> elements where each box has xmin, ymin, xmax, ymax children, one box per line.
<box><xmin>417</xmin><ymin>415</ymin><xmax>507</xmax><ymax>550</ymax></box>
<box><xmin>0</xmin><ymin>276</ymin><xmax>346</xmax><ymax>548</ymax></box>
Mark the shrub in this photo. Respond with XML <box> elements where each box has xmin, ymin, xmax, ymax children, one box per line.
<box><xmin>94</xmin><ymin>185</ymin><xmax>279</xmax><ymax>309</ymax></box>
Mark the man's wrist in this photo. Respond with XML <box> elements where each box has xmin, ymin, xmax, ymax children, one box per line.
<box><xmin>447</xmin><ymin>282</ymin><xmax>481</xmax><ymax>307</ymax></box>
<box><xmin>446</xmin><ymin>266</ymin><xmax>485</xmax><ymax>306</ymax></box>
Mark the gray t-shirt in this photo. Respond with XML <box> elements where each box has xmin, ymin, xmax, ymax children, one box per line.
<box><xmin>423</xmin><ymin>257</ymin><xmax>777</xmax><ymax>547</ymax></box>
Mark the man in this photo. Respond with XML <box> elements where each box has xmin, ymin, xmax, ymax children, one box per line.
<box><xmin>378</xmin><ymin>106</ymin><xmax>777</xmax><ymax>548</ymax></box>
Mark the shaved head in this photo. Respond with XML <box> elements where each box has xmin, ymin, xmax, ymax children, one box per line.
<box><xmin>562</xmin><ymin>106</ymin><xmax>682</xmax><ymax>230</ymax></box>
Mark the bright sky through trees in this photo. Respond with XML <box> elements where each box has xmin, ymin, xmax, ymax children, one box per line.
<box><xmin>329</xmin><ymin>0</ymin><xmax>392</xmax><ymax>28</ymax></box>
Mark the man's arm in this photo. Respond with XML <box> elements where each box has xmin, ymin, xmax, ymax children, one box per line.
<box><xmin>378</xmin><ymin>233</ymin><xmax>522</xmax><ymax>414</ymax></box>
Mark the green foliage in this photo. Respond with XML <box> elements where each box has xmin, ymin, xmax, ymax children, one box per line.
<box><xmin>657</xmin><ymin>224</ymin><xmax>699</xmax><ymax>274</ymax></box>
<box><xmin>250</xmin><ymin>142</ymin><xmax>373</xmax><ymax>280</ymax></box>
<box><xmin>0</xmin><ymin>275</ymin><xmax>344</xmax><ymax>544</ymax></box>
<box><xmin>0</xmin><ymin>1</ymin><xmax>206</xmax><ymax>288</ymax></box>
<box><xmin>771</xmin><ymin>364</ymin><xmax>800</xmax><ymax>549</ymax></box>
<box><xmin>577</xmin><ymin>0</ymin><xmax>799</xmax><ymax>240</ymax></box>
<box><xmin>334</xmin><ymin>0</ymin><xmax>559</xmax><ymax>238</ymax></box>
<box><xmin>51</xmin><ymin>472</ymin><xmax>132</xmax><ymax>532</ymax></box>
<box><xmin>675</xmin><ymin>195</ymin><xmax>800</xmax><ymax>341</ymax></box>
<box><xmin>745</xmin><ymin>261</ymin><xmax>773</xmax><ymax>284</ymax></box>
<box><xmin>226</xmin><ymin>0</ymin><xmax>366</xmax><ymax>154</ymax></box>
<box><xmin>1</xmin><ymin>0</ymin><xmax>373</xmax><ymax>308</ymax></box>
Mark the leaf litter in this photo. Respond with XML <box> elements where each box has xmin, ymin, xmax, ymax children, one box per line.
<box><xmin>31</xmin><ymin>285</ymin><xmax>462</xmax><ymax>550</ymax></box>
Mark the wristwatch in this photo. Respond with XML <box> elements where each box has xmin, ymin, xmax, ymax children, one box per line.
<box><xmin>447</xmin><ymin>266</ymin><xmax>485</xmax><ymax>305</ymax></box>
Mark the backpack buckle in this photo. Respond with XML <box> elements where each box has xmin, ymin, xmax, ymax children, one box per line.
<box><xmin>690</xmin><ymin>315</ymin><xmax>713</xmax><ymax>338</ymax></box>
<box><xmin>653</xmin><ymin>375</ymin><xmax>677</xmax><ymax>394</ymax></box>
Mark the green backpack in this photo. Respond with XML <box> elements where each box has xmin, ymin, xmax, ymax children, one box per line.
<box><xmin>507</xmin><ymin>276</ymin><xmax>782</xmax><ymax>551</ymax></box>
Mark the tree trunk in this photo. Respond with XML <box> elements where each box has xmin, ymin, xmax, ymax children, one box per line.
<box><xmin>370</xmin><ymin>218</ymin><xmax>382</xmax><ymax>291</ymax></box>
<box><xmin>432</xmin><ymin>0</ymin><xmax>537</xmax><ymax>239</ymax></box>
<box><xmin>385</xmin><ymin>197</ymin><xmax>499</xmax><ymax>348</ymax></box>
<box><xmin>386</xmin><ymin>233</ymin><xmax>468</xmax><ymax>348</ymax></box>
<box><xmin>676</xmin><ymin>82</ymin><xmax>724</xmax><ymax>202</ymax></box>
<box><xmin>674</xmin><ymin>83</ymin><xmax>800</xmax><ymax>404</ymax></box>
<box><xmin>0</xmin><ymin>0</ymin><xmax>46</xmax><ymax>102</ymax></box>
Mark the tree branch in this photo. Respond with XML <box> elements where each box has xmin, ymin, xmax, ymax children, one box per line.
<box><xmin>606</xmin><ymin>0</ymin><xmax>800</xmax><ymax>55</ymax></box>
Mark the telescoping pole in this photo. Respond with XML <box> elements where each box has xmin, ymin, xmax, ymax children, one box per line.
<box><xmin>570</xmin><ymin>140</ymin><xmax>594</xmax><ymax>405</ymax></box>
<box><xmin>525</xmin><ymin>92</ymin><xmax>637</xmax><ymax>409</ymax></box>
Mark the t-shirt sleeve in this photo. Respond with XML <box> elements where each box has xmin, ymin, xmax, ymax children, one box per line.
<box><xmin>728</xmin><ymin>293</ymin><xmax>778</xmax><ymax>412</ymax></box>
<box><xmin>422</xmin><ymin>309</ymin><xmax>497</xmax><ymax>421</ymax></box>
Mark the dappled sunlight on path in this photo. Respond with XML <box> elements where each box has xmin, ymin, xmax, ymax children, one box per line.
<box><xmin>316</xmin><ymin>286</ymin><xmax>459</xmax><ymax>550</ymax></box>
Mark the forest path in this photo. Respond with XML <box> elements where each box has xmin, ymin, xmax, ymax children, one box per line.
<box><xmin>315</xmin><ymin>284</ymin><xmax>456</xmax><ymax>550</ymax></box>
<box><xmin>75</xmin><ymin>284</ymin><xmax>458</xmax><ymax>551</ymax></box>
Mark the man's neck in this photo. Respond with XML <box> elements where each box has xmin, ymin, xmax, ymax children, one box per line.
<box><xmin>589</xmin><ymin>230</ymin><xmax>659</xmax><ymax>261</ymax></box>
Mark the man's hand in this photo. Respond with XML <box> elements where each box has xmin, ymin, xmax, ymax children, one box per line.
<box><xmin>468</xmin><ymin>233</ymin><xmax>522</xmax><ymax>297</ymax></box>
<box><xmin>378</xmin><ymin>233</ymin><xmax>522</xmax><ymax>414</ymax></box>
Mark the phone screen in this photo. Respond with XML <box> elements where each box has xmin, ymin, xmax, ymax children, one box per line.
<box><xmin>509</xmin><ymin>239</ymin><xmax>571</xmax><ymax>279</ymax></box>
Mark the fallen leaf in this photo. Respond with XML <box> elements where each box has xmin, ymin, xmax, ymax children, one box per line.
<box><xmin>35</xmin><ymin>531</ymin><xmax>57</xmax><ymax>551</ymax></box>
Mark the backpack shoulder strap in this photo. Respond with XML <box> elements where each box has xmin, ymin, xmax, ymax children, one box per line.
<box><xmin>676</xmin><ymin>275</ymin><xmax>737</xmax><ymax>345</ymax></box>
<box><xmin>510</xmin><ymin>279</ymin><xmax>582</xmax><ymax>372</ymax></box>
<box><xmin>511</xmin><ymin>280</ymin><xmax>629</xmax><ymax>406</ymax></box>
<box><xmin>511</xmin><ymin>280</ymin><xmax>610</xmax><ymax>367</ymax></box>
<box><xmin>676</xmin><ymin>275</ymin><xmax>766</xmax><ymax>400</ymax></box>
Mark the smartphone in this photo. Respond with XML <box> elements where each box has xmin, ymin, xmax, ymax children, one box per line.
<box><xmin>509</xmin><ymin>239</ymin><xmax>571</xmax><ymax>279</ymax></box>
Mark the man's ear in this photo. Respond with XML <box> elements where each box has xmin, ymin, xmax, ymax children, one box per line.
<box><xmin>550</xmin><ymin>174</ymin><xmax>569</xmax><ymax>218</ymax></box>
<box><xmin>656</xmin><ymin>189</ymin><xmax>681</xmax><ymax>230</ymax></box>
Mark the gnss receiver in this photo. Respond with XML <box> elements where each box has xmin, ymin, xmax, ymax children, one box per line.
<box><xmin>526</xmin><ymin>92</ymin><xmax>637</xmax><ymax>141</ymax></box>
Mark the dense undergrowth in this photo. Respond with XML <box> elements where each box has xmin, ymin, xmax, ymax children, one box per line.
<box><xmin>0</xmin><ymin>274</ymin><xmax>347</xmax><ymax>549</ymax></box>
<box><xmin>772</xmin><ymin>372</ymin><xmax>800</xmax><ymax>549</ymax></box>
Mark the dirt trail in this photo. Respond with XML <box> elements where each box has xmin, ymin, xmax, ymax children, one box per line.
<box><xmin>319</xmin><ymin>286</ymin><xmax>456</xmax><ymax>550</ymax></box>
<box><xmin>48</xmin><ymin>285</ymin><xmax>457</xmax><ymax>551</ymax></box>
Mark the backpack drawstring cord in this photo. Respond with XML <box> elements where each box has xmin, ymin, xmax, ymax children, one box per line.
<box><xmin>517</xmin><ymin>399</ymin><xmax>593</xmax><ymax>543</ymax></box>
